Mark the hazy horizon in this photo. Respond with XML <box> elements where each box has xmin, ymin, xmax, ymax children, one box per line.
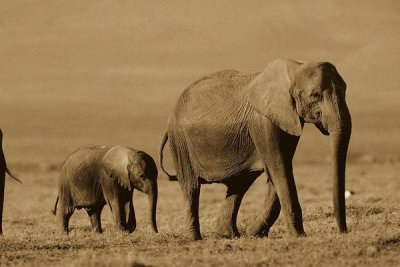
<box><xmin>1</xmin><ymin>0</ymin><xmax>400</xmax><ymax>165</ymax></box>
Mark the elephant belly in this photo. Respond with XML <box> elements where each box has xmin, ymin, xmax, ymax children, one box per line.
<box><xmin>197</xmin><ymin>152</ymin><xmax>263</xmax><ymax>181</ymax></box>
<box><xmin>184</xmin><ymin>121</ymin><xmax>263</xmax><ymax>181</ymax></box>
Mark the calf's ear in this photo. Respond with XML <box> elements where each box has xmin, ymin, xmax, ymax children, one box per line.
<box><xmin>102</xmin><ymin>145</ymin><xmax>131</xmax><ymax>191</ymax></box>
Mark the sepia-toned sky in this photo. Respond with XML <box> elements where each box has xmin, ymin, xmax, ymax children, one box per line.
<box><xmin>1</xmin><ymin>0</ymin><xmax>399</xmax><ymax>163</ymax></box>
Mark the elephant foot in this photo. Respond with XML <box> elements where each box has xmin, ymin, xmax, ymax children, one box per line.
<box><xmin>286</xmin><ymin>231</ymin><xmax>306</xmax><ymax>238</ymax></box>
<box><xmin>126</xmin><ymin>228</ymin><xmax>136</xmax><ymax>234</ymax></box>
<box><xmin>92</xmin><ymin>228</ymin><xmax>102</xmax><ymax>234</ymax></box>
<box><xmin>124</xmin><ymin>227</ymin><xmax>136</xmax><ymax>234</ymax></box>
<box><xmin>246</xmin><ymin>222</ymin><xmax>270</xmax><ymax>238</ymax></box>
<box><xmin>215</xmin><ymin>221</ymin><xmax>240</xmax><ymax>239</ymax></box>
<box><xmin>126</xmin><ymin>222</ymin><xmax>136</xmax><ymax>234</ymax></box>
<box><xmin>186</xmin><ymin>229</ymin><xmax>202</xmax><ymax>241</ymax></box>
<box><xmin>191</xmin><ymin>234</ymin><xmax>202</xmax><ymax>241</ymax></box>
<box><xmin>286</xmin><ymin>228</ymin><xmax>306</xmax><ymax>238</ymax></box>
<box><xmin>60</xmin><ymin>228</ymin><xmax>69</xmax><ymax>235</ymax></box>
<box><xmin>115</xmin><ymin>224</ymin><xmax>127</xmax><ymax>233</ymax></box>
<box><xmin>285</xmin><ymin>220</ymin><xmax>306</xmax><ymax>237</ymax></box>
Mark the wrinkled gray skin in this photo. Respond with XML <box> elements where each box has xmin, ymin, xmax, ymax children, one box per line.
<box><xmin>160</xmin><ymin>59</ymin><xmax>351</xmax><ymax>240</ymax></box>
<box><xmin>53</xmin><ymin>145</ymin><xmax>158</xmax><ymax>234</ymax></box>
<box><xmin>0</xmin><ymin>129</ymin><xmax>22</xmax><ymax>235</ymax></box>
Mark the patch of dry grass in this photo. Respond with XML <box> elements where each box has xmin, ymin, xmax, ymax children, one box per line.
<box><xmin>0</xmin><ymin>163</ymin><xmax>399</xmax><ymax>266</ymax></box>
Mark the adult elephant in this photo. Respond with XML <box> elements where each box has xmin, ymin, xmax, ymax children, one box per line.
<box><xmin>159</xmin><ymin>59</ymin><xmax>352</xmax><ymax>240</ymax></box>
<box><xmin>0</xmin><ymin>129</ymin><xmax>22</xmax><ymax>235</ymax></box>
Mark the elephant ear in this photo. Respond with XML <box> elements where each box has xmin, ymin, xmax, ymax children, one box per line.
<box><xmin>102</xmin><ymin>145</ymin><xmax>132</xmax><ymax>191</ymax></box>
<box><xmin>248</xmin><ymin>59</ymin><xmax>303</xmax><ymax>136</ymax></box>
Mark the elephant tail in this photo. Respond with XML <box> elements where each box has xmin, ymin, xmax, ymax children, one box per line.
<box><xmin>159</xmin><ymin>132</ymin><xmax>178</xmax><ymax>181</ymax></box>
<box><xmin>51</xmin><ymin>195</ymin><xmax>59</xmax><ymax>215</ymax></box>
<box><xmin>6</xmin><ymin>167</ymin><xmax>22</xmax><ymax>183</ymax></box>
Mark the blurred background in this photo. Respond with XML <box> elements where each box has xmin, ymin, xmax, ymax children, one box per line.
<box><xmin>1</xmin><ymin>0</ymin><xmax>399</xmax><ymax>169</ymax></box>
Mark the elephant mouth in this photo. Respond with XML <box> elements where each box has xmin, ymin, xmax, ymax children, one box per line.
<box><xmin>301</xmin><ymin>105</ymin><xmax>321</xmax><ymax>124</ymax></box>
<box><xmin>315</xmin><ymin>121</ymin><xmax>329</xmax><ymax>135</ymax></box>
<box><xmin>296</xmin><ymin>99</ymin><xmax>321</xmax><ymax>123</ymax></box>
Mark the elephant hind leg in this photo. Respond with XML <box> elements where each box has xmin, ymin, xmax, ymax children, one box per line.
<box><xmin>86</xmin><ymin>204</ymin><xmax>104</xmax><ymax>233</ymax></box>
<box><xmin>59</xmin><ymin>205</ymin><xmax>74</xmax><ymax>234</ymax></box>
<box><xmin>178</xmin><ymin>169</ymin><xmax>201</xmax><ymax>241</ymax></box>
<box><xmin>170</xmin><ymin>136</ymin><xmax>201</xmax><ymax>240</ymax></box>
<box><xmin>181</xmin><ymin>181</ymin><xmax>201</xmax><ymax>240</ymax></box>
<box><xmin>58</xmin><ymin>192</ymin><xmax>74</xmax><ymax>234</ymax></box>
<box><xmin>247</xmin><ymin>171</ymin><xmax>281</xmax><ymax>237</ymax></box>
<box><xmin>215</xmin><ymin>172</ymin><xmax>260</xmax><ymax>238</ymax></box>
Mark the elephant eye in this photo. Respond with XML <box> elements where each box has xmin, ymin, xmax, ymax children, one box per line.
<box><xmin>139</xmin><ymin>174</ymin><xmax>146</xmax><ymax>180</ymax></box>
<box><xmin>310</xmin><ymin>91</ymin><xmax>322</xmax><ymax>100</ymax></box>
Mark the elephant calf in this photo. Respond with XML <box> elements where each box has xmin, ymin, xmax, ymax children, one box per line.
<box><xmin>53</xmin><ymin>145</ymin><xmax>158</xmax><ymax>234</ymax></box>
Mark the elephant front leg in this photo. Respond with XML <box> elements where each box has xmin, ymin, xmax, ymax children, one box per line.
<box><xmin>250</xmin><ymin>121</ymin><xmax>304</xmax><ymax>237</ymax></box>
<box><xmin>109</xmin><ymin>199</ymin><xmax>127</xmax><ymax>232</ymax></box>
<box><xmin>125</xmin><ymin>202</ymin><xmax>136</xmax><ymax>233</ymax></box>
<box><xmin>215</xmin><ymin>174</ymin><xmax>258</xmax><ymax>238</ymax></box>
<box><xmin>270</xmin><ymin>165</ymin><xmax>304</xmax><ymax>237</ymax></box>
<box><xmin>247</xmin><ymin>174</ymin><xmax>281</xmax><ymax>237</ymax></box>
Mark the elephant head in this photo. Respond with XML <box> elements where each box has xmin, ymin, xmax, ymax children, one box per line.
<box><xmin>249</xmin><ymin>59</ymin><xmax>351</xmax><ymax>232</ymax></box>
<box><xmin>102</xmin><ymin>145</ymin><xmax>158</xmax><ymax>233</ymax></box>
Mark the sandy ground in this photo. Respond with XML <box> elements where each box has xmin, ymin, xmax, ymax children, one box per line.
<box><xmin>0</xmin><ymin>162</ymin><xmax>399</xmax><ymax>266</ymax></box>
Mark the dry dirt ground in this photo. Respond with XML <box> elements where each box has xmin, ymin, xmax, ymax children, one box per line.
<box><xmin>0</xmin><ymin>162</ymin><xmax>399</xmax><ymax>266</ymax></box>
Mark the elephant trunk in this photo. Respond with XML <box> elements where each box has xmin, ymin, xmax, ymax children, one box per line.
<box><xmin>327</xmin><ymin>100</ymin><xmax>351</xmax><ymax>232</ymax></box>
<box><xmin>147</xmin><ymin>182</ymin><xmax>158</xmax><ymax>233</ymax></box>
